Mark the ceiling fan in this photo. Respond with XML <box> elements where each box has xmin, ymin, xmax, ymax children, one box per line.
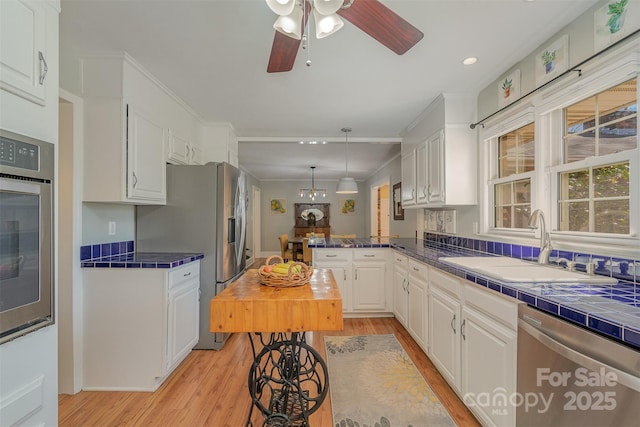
<box><xmin>266</xmin><ymin>0</ymin><xmax>424</xmax><ymax>73</ymax></box>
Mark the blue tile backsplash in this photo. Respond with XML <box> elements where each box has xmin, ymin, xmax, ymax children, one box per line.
<box><xmin>422</xmin><ymin>232</ymin><xmax>639</xmax><ymax>287</ymax></box>
<box><xmin>81</xmin><ymin>240</ymin><xmax>135</xmax><ymax>262</ymax></box>
<box><xmin>80</xmin><ymin>240</ymin><xmax>203</xmax><ymax>269</ymax></box>
<box><xmin>414</xmin><ymin>232</ymin><xmax>640</xmax><ymax>350</ymax></box>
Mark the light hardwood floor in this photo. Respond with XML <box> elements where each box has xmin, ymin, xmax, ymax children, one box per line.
<box><xmin>60</xmin><ymin>260</ymin><xmax>480</xmax><ymax>426</ymax></box>
<box><xmin>59</xmin><ymin>318</ymin><xmax>480</xmax><ymax>426</ymax></box>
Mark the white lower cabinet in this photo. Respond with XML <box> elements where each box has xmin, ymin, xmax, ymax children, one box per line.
<box><xmin>314</xmin><ymin>249</ymin><xmax>353</xmax><ymax>311</ymax></box>
<box><xmin>429</xmin><ymin>285</ymin><xmax>462</xmax><ymax>392</ymax></box>
<box><xmin>407</xmin><ymin>259</ymin><xmax>428</xmax><ymax>351</ymax></box>
<box><xmin>83</xmin><ymin>261</ymin><xmax>200</xmax><ymax>391</ymax></box>
<box><xmin>352</xmin><ymin>250</ymin><xmax>387</xmax><ymax>311</ymax></box>
<box><xmin>427</xmin><ymin>265</ymin><xmax>519</xmax><ymax>427</ymax></box>
<box><xmin>393</xmin><ymin>253</ymin><xmax>409</xmax><ymax>326</ymax></box>
<box><xmin>314</xmin><ymin>248</ymin><xmax>391</xmax><ymax>315</ymax></box>
<box><xmin>461</xmin><ymin>305</ymin><xmax>517</xmax><ymax>427</ymax></box>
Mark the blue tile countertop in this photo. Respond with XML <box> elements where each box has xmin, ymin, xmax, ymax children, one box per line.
<box><xmin>81</xmin><ymin>240</ymin><xmax>203</xmax><ymax>269</ymax></box>
<box><xmin>314</xmin><ymin>236</ymin><xmax>640</xmax><ymax>351</ymax></box>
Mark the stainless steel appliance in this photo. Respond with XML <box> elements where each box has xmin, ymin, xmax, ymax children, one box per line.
<box><xmin>136</xmin><ymin>162</ymin><xmax>247</xmax><ymax>349</ymax></box>
<box><xmin>517</xmin><ymin>304</ymin><xmax>640</xmax><ymax>426</ymax></box>
<box><xmin>0</xmin><ymin>129</ymin><xmax>54</xmax><ymax>344</ymax></box>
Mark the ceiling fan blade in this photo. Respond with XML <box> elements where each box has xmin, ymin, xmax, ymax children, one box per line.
<box><xmin>267</xmin><ymin>1</ymin><xmax>312</xmax><ymax>73</ymax></box>
<box><xmin>337</xmin><ymin>0</ymin><xmax>424</xmax><ymax>55</ymax></box>
<box><xmin>267</xmin><ymin>31</ymin><xmax>302</xmax><ymax>73</ymax></box>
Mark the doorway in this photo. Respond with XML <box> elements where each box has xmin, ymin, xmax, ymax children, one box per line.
<box><xmin>253</xmin><ymin>186</ymin><xmax>261</xmax><ymax>260</ymax></box>
<box><xmin>58</xmin><ymin>90</ymin><xmax>84</xmax><ymax>394</ymax></box>
<box><xmin>370</xmin><ymin>179</ymin><xmax>390</xmax><ymax>237</ymax></box>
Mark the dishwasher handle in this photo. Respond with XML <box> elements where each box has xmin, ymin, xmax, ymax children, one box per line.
<box><xmin>519</xmin><ymin>318</ymin><xmax>640</xmax><ymax>392</ymax></box>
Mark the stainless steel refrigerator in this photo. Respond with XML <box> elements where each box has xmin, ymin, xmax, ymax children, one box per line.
<box><xmin>136</xmin><ymin>162</ymin><xmax>247</xmax><ymax>349</ymax></box>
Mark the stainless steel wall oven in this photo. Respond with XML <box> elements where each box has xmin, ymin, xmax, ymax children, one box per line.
<box><xmin>0</xmin><ymin>129</ymin><xmax>54</xmax><ymax>344</ymax></box>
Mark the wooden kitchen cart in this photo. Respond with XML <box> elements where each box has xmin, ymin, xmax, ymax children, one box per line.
<box><xmin>210</xmin><ymin>268</ymin><xmax>343</xmax><ymax>426</ymax></box>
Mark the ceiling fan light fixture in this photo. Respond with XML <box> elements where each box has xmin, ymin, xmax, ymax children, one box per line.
<box><xmin>312</xmin><ymin>0</ymin><xmax>344</xmax><ymax>15</ymax></box>
<box><xmin>266</xmin><ymin>0</ymin><xmax>296</xmax><ymax>15</ymax></box>
<box><xmin>314</xmin><ymin>11</ymin><xmax>344</xmax><ymax>39</ymax></box>
<box><xmin>273</xmin><ymin>6</ymin><xmax>303</xmax><ymax>39</ymax></box>
<box><xmin>336</xmin><ymin>176</ymin><xmax>358</xmax><ymax>194</ymax></box>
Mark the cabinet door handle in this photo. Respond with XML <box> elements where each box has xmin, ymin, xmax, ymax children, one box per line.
<box><xmin>451</xmin><ymin>314</ymin><xmax>456</xmax><ymax>334</ymax></box>
<box><xmin>412</xmin><ymin>267</ymin><xmax>419</xmax><ymax>272</ymax></box>
<box><xmin>428</xmin><ymin>185</ymin><xmax>432</xmax><ymax>196</ymax></box>
<box><xmin>355</xmin><ymin>269</ymin><xmax>358</xmax><ymax>280</ymax></box>
<box><xmin>461</xmin><ymin>319</ymin><xmax>466</xmax><ymax>340</ymax></box>
<box><xmin>343</xmin><ymin>271</ymin><xmax>346</xmax><ymax>281</ymax></box>
<box><xmin>132</xmin><ymin>172</ymin><xmax>138</xmax><ymax>188</ymax></box>
<box><xmin>192</xmin><ymin>147</ymin><xmax>196</xmax><ymax>159</ymax></box>
<box><xmin>38</xmin><ymin>51</ymin><xmax>48</xmax><ymax>85</ymax></box>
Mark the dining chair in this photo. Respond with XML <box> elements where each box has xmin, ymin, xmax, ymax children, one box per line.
<box><xmin>305</xmin><ymin>232</ymin><xmax>325</xmax><ymax>238</ymax></box>
<box><xmin>302</xmin><ymin>238</ymin><xmax>313</xmax><ymax>265</ymax></box>
<box><xmin>278</xmin><ymin>234</ymin><xmax>293</xmax><ymax>261</ymax></box>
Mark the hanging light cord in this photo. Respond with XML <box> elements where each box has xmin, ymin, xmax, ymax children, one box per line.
<box><xmin>341</xmin><ymin>127</ymin><xmax>352</xmax><ymax>177</ymax></box>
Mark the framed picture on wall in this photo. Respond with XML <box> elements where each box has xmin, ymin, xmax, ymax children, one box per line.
<box><xmin>594</xmin><ymin>0</ymin><xmax>638</xmax><ymax>51</ymax></box>
<box><xmin>497</xmin><ymin>69</ymin><xmax>520</xmax><ymax>108</ymax></box>
<box><xmin>270</xmin><ymin>198</ymin><xmax>286</xmax><ymax>215</ymax></box>
<box><xmin>535</xmin><ymin>35</ymin><xmax>569</xmax><ymax>86</ymax></box>
<box><xmin>339</xmin><ymin>199</ymin><xmax>355</xmax><ymax>215</ymax></box>
<box><xmin>393</xmin><ymin>182</ymin><xmax>404</xmax><ymax>220</ymax></box>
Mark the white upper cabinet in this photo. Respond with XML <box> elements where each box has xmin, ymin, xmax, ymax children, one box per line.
<box><xmin>167</xmin><ymin>129</ymin><xmax>202</xmax><ymax>165</ymax></box>
<box><xmin>402</xmin><ymin>93</ymin><xmax>477</xmax><ymax>207</ymax></box>
<box><xmin>401</xmin><ymin>148</ymin><xmax>416</xmax><ymax>206</ymax></box>
<box><xmin>0</xmin><ymin>0</ymin><xmax>47</xmax><ymax>105</ymax></box>
<box><xmin>201</xmin><ymin>123</ymin><xmax>238</xmax><ymax>166</ymax></box>
<box><xmin>81</xmin><ymin>54</ymin><xmax>200</xmax><ymax>204</ymax></box>
<box><xmin>0</xmin><ymin>0</ymin><xmax>59</xmax><ymax>142</ymax></box>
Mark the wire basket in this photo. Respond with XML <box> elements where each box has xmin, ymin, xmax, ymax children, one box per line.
<box><xmin>258</xmin><ymin>255</ymin><xmax>313</xmax><ymax>288</ymax></box>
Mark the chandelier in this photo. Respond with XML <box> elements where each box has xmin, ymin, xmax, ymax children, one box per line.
<box><xmin>300</xmin><ymin>166</ymin><xmax>326</xmax><ymax>201</ymax></box>
<box><xmin>265</xmin><ymin>0</ymin><xmax>348</xmax><ymax>40</ymax></box>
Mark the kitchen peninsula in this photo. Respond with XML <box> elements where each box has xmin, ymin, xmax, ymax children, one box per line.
<box><xmin>210</xmin><ymin>268</ymin><xmax>343</xmax><ymax>425</ymax></box>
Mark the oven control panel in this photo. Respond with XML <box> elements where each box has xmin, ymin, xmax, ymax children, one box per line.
<box><xmin>0</xmin><ymin>135</ymin><xmax>39</xmax><ymax>170</ymax></box>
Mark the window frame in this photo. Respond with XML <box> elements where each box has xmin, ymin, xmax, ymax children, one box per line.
<box><xmin>481</xmin><ymin>106</ymin><xmax>537</xmax><ymax>238</ymax></box>
<box><xmin>479</xmin><ymin>40</ymin><xmax>640</xmax><ymax>254</ymax></box>
<box><xmin>536</xmin><ymin>52</ymin><xmax>640</xmax><ymax>250</ymax></box>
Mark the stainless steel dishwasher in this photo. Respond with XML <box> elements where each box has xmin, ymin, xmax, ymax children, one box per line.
<box><xmin>517</xmin><ymin>304</ymin><xmax>640</xmax><ymax>426</ymax></box>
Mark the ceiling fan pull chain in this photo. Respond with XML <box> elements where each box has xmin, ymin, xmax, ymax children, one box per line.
<box><xmin>304</xmin><ymin>0</ymin><xmax>312</xmax><ymax>66</ymax></box>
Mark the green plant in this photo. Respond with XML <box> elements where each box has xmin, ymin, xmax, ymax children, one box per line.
<box><xmin>541</xmin><ymin>50</ymin><xmax>556</xmax><ymax>65</ymax></box>
<box><xmin>501</xmin><ymin>78</ymin><xmax>512</xmax><ymax>90</ymax></box>
<box><xmin>608</xmin><ymin>0</ymin><xmax>628</xmax><ymax>17</ymax></box>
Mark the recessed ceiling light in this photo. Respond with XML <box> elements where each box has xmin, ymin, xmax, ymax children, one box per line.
<box><xmin>463</xmin><ymin>57</ymin><xmax>478</xmax><ymax>65</ymax></box>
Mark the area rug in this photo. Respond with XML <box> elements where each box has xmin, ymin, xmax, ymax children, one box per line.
<box><xmin>324</xmin><ymin>334</ymin><xmax>456</xmax><ymax>427</ymax></box>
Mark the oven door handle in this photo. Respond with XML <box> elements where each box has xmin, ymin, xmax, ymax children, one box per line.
<box><xmin>519</xmin><ymin>319</ymin><xmax>640</xmax><ymax>392</ymax></box>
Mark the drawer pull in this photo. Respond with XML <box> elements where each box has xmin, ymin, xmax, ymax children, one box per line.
<box><xmin>413</xmin><ymin>267</ymin><xmax>420</xmax><ymax>272</ymax></box>
<box><xmin>364</xmin><ymin>254</ymin><xmax>375</xmax><ymax>258</ymax></box>
<box><xmin>326</xmin><ymin>254</ymin><xmax>337</xmax><ymax>258</ymax></box>
<box><xmin>183</xmin><ymin>271</ymin><xmax>192</xmax><ymax>277</ymax></box>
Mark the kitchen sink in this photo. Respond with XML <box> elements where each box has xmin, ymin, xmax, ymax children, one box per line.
<box><xmin>439</xmin><ymin>256</ymin><xmax>618</xmax><ymax>284</ymax></box>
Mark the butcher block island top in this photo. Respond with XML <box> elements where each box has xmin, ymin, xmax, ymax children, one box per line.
<box><xmin>210</xmin><ymin>268</ymin><xmax>343</xmax><ymax>333</ymax></box>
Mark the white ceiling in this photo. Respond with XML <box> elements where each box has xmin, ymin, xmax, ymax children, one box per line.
<box><xmin>59</xmin><ymin>0</ymin><xmax>599</xmax><ymax>180</ymax></box>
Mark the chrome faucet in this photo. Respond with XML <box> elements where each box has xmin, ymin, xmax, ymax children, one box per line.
<box><xmin>528</xmin><ymin>209</ymin><xmax>552</xmax><ymax>265</ymax></box>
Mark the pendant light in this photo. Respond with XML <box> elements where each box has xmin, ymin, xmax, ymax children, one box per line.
<box><xmin>336</xmin><ymin>127</ymin><xmax>358</xmax><ymax>194</ymax></box>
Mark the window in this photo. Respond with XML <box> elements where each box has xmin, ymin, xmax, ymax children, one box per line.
<box><xmin>493</xmin><ymin>123</ymin><xmax>535</xmax><ymax>229</ymax></box>
<box><xmin>558</xmin><ymin>79</ymin><xmax>637</xmax><ymax>235</ymax></box>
